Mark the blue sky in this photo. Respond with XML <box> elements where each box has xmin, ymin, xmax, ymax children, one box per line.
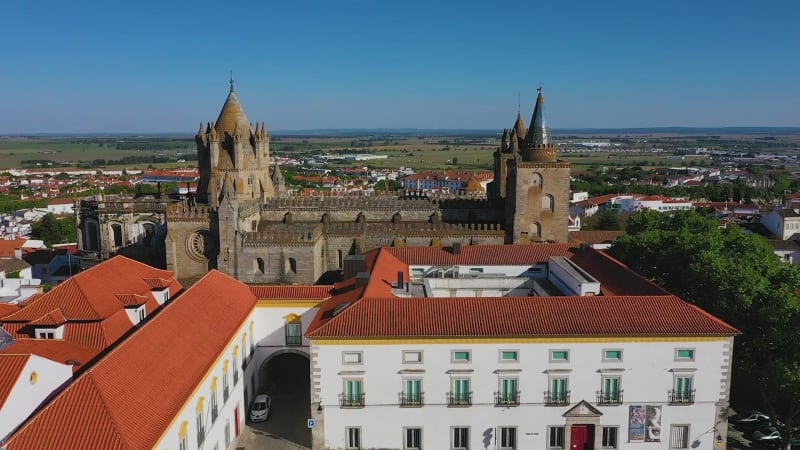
<box><xmin>1</xmin><ymin>0</ymin><xmax>798</xmax><ymax>133</ymax></box>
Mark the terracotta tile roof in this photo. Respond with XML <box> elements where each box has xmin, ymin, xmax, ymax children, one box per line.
<box><xmin>0</xmin><ymin>354</ymin><xmax>31</xmax><ymax>409</ymax></box>
<box><xmin>306</xmin><ymin>295</ymin><xmax>739</xmax><ymax>339</ymax></box>
<box><xmin>1</xmin><ymin>256</ymin><xmax>180</xmax><ymax>322</ymax></box>
<box><xmin>28</xmin><ymin>309</ymin><xmax>66</xmax><ymax>327</ymax></box>
<box><xmin>0</xmin><ymin>303</ymin><xmax>20</xmax><ymax>319</ymax></box>
<box><xmin>385</xmin><ymin>243</ymin><xmax>578</xmax><ymax>266</ymax></box>
<box><xmin>568</xmin><ymin>248</ymin><xmax>669</xmax><ymax>296</ymax></box>
<box><xmin>0</xmin><ymin>340</ymin><xmax>98</xmax><ymax>372</ymax></box>
<box><xmin>250</xmin><ymin>285</ymin><xmax>333</xmax><ymax>299</ymax></box>
<box><xmin>568</xmin><ymin>230</ymin><xmax>626</xmax><ymax>244</ymax></box>
<box><xmin>115</xmin><ymin>293</ymin><xmax>149</xmax><ymax>306</ymax></box>
<box><xmin>5</xmin><ymin>270</ymin><xmax>257</xmax><ymax>450</ymax></box>
<box><xmin>0</xmin><ymin>238</ymin><xmax>27</xmax><ymax>258</ymax></box>
<box><xmin>6</xmin><ymin>374</ymin><xmax>128</xmax><ymax>449</ymax></box>
<box><xmin>306</xmin><ymin>245</ymin><xmax>737</xmax><ymax>340</ymax></box>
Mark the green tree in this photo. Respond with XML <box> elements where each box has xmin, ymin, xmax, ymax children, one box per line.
<box><xmin>31</xmin><ymin>213</ymin><xmax>77</xmax><ymax>247</ymax></box>
<box><xmin>609</xmin><ymin>210</ymin><xmax>800</xmax><ymax>447</ymax></box>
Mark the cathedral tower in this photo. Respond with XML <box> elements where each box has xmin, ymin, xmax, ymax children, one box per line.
<box><xmin>196</xmin><ymin>80</ymin><xmax>275</xmax><ymax>207</ymax></box>
<box><xmin>504</xmin><ymin>88</ymin><xmax>571</xmax><ymax>243</ymax></box>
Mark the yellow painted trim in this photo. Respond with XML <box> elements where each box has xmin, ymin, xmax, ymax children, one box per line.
<box><xmin>284</xmin><ymin>313</ymin><xmax>301</xmax><ymax>324</ymax></box>
<box><xmin>178</xmin><ymin>420</ymin><xmax>188</xmax><ymax>438</ymax></box>
<box><xmin>310</xmin><ymin>335</ymin><xmax>732</xmax><ymax>345</ymax></box>
<box><xmin>210</xmin><ymin>376</ymin><xmax>218</xmax><ymax>390</ymax></box>
<box><xmin>223</xmin><ymin>359</ymin><xmax>229</xmax><ymax>371</ymax></box>
<box><xmin>195</xmin><ymin>396</ymin><xmax>204</xmax><ymax>412</ymax></box>
<box><xmin>233</xmin><ymin>345</ymin><xmax>239</xmax><ymax>356</ymax></box>
<box><xmin>257</xmin><ymin>299</ymin><xmax>323</xmax><ymax>308</ymax></box>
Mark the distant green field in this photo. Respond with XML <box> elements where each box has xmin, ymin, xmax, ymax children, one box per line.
<box><xmin>0</xmin><ymin>136</ymin><xmax>712</xmax><ymax>173</ymax></box>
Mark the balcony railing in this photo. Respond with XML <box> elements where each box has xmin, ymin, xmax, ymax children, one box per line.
<box><xmin>399</xmin><ymin>392</ymin><xmax>425</xmax><ymax>407</ymax></box>
<box><xmin>286</xmin><ymin>335</ymin><xmax>302</xmax><ymax>346</ymax></box>
<box><xmin>494</xmin><ymin>391</ymin><xmax>521</xmax><ymax>406</ymax></box>
<box><xmin>447</xmin><ymin>392</ymin><xmax>473</xmax><ymax>407</ymax></box>
<box><xmin>544</xmin><ymin>390</ymin><xmax>570</xmax><ymax>406</ymax></box>
<box><xmin>668</xmin><ymin>389</ymin><xmax>695</xmax><ymax>405</ymax></box>
<box><xmin>596</xmin><ymin>390</ymin><xmax>624</xmax><ymax>405</ymax></box>
<box><xmin>339</xmin><ymin>393</ymin><xmax>365</xmax><ymax>408</ymax></box>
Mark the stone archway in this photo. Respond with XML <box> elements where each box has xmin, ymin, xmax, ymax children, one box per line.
<box><xmin>252</xmin><ymin>349</ymin><xmax>311</xmax><ymax>447</ymax></box>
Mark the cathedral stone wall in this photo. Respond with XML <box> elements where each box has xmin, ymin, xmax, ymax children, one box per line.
<box><xmin>506</xmin><ymin>163</ymin><xmax>571</xmax><ymax>243</ymax></box>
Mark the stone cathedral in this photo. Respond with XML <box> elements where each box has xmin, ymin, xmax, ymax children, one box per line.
<box><xmin>76</xmin><ymin>84</ymin><xmax>571</xmax><ymax>284</ymax></box>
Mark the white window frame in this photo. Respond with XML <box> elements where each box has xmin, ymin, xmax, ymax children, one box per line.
<box><xmin>403</xmin><ymin>350</ymin><xmax>423</xmax><ymax>364</ymax></box>
<box><xmin>547</xmin><ymin>426</ymin><xmax>566</xmax><ymax>449</ymax></box>
<box><xmin>499</xmin><ymin>349</ymin><xmax>519</xmax><ymax>362</ymax></box>
<box><xmin>342</xmin><ymin>351</ymin><xmax>363</xmax><ymax>364</ymax></box>
<box><xmin>601</xmin><ymin>426</ymin><xmax>619</xmax><ymax>449</ymax></box>
<box><xmin>549</xmin><ymin>349</ymin><xmax>569</xmax><ymax>362</ymax></box>
<box><xmin>669</xmin><ymin>424</ymin><xmax>690</xmax><ymax>449</ymax></box>
<box><xmin>675</xmin><ymin>347</ymin><xmax>695</xmax><ymax>361</ymax></box>
<box><xmin>451</xmin><ymin>350</ymin><xmax>471</xmax><ymax>363</ymax></box>
<box><xmin>404</xmin><ymin>427</ymin><xmax>422</xmax><ymax>450</ymax></box>
<box><xmin>451</xmin><ymin>426</ymin><xmax>469</xmax><ymax>450</ymax></box>
<box><xmin>499</xmin><ymin>426</ymin><xmax>517</xmax><ymax>450</ymax></box>
<box><xmin>602</xmin><ymin>349</ymin><xmax>623</xmax><ymax>362</ymax></box>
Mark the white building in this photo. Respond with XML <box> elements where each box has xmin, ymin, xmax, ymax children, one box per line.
<box><xmin>305</xmin><ymin>244</ymin><xmax>737</xmax><ymax>450</ymax></box>
<box><xmin>761</xmin><ymin>208</ymin><xmax>800</xmax><ymax>240</ymax></box>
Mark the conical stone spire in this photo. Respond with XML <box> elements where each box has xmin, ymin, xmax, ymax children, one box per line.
<box><xmin>272</xmin><ymin>163</ymin><xmax>287</xmax><ymax>197</ymax></box>
<box><xmin>215</xmin><ymin>79</ymin><xmax>251</xmax><ymax>136</ymax></box>
<box><xmin>525</xmin><ymin>87</ymin><xmax>549</xmax><ymax>147</ymax></box>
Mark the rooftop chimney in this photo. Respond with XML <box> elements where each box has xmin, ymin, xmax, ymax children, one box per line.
<box><xmin>396</xmin><ymin>271</ymin><xmax>404</xmax><ymax>289</ymax></box>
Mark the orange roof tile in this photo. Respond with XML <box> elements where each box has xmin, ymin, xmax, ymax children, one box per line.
<box><xmin>0</xmin><ymin>303</ymin><xmax>20</xmax><ymax>319</ymax></box>
<box><xmin>0</xmin><ymin>340</ymin><xmax>99</xmax><ymax>372</ymax></box>
<box><xmin>250</xmin><ymin>285</ymin><xmax>333</xmax><ymax>299</ymax></box>
<box><xmin>0</xmin><ymin>354</ymin><xmax>31</xmax><ymax>409</ymax></box>
<box><xmin>28</xmin><ymin>309</ymin><xmax>66</xmax><ymax>327</ymax></box>
<box><xmin>0</xmin><ymin>238</ymin><xmax>27</xmax><ymax>258</ymax></box>
<box><xmin>307</xmin><ymin>295</ymin><xmax>739</xmax><ymax>339</ymax></box>
<box><xmin>2</xmin><ymin>256</ymin><xmax>180</xmax><ymax>322</ymax></box>
<box><xmin>5</xmin><ymin>270</ymin><xmax>257</xmax><ymax>450</ymax></box>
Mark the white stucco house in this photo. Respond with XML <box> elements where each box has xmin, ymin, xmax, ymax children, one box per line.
<box><xmin>304</xmin><ymin>244</ymin><xmax>738</xmax><ymax>450</ymax></box>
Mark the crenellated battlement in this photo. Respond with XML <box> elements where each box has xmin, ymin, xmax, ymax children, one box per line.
<box><xmin>261</xmin><ymin>196</ymin><xmax>437</xmax><ymax>211</ymax></box>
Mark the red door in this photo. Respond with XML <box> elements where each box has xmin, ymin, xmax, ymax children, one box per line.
<box><xmin>234</xmin><ymin>405</ymin><xmax>241</xmax><ymax>437</ymax></box>
<box><xmin>570</xmin><ymin>425</ymin><xmax>589</xmax><ymax>450</ymax></box>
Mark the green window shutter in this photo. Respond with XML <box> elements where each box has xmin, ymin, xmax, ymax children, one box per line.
<box><xmin>552</xmin><ymin>378</ymin><xmax>566</xmax><ymax>400</ymax></box>
<box><xmin>347</xmin><ymin>380</ymin><xmax>362</xmax><ymax>401</ymax></box>
<box><xmin>406</xmin><ymin>379</ymin><xmax>421</xmax><ymax>401</ymax></box>
<box><xmin>604</xmin><ymin>378</ymin><xmax>619</xmax><ymax>400</ymax></box>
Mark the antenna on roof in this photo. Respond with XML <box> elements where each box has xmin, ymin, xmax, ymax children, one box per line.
<box><xmin>229</xmin><ymin>70</ymin><xmax>235</xmax><ymax>92</ymax></box>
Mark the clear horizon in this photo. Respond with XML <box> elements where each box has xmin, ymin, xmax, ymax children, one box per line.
<box><xmin>2</xmin><ymin>0</ymin><xmax>798</xmax><ymax>134</ymax></box>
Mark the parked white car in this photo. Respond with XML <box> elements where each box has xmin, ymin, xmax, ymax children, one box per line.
<box><xmin>249</xmin><ymin>394</ymin><xmax>271</xmax><ymax>422</ymax></box>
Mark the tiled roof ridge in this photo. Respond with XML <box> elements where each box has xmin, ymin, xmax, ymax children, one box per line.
<box><xmin>82</xmin><ymin>373</ymin><xmax>133</xmax><ymax>449</ymax></box>
<box><xmin>676</xmin><ymin>298</ymin><xmax>742</xmax><ymax>335</ymax></box>
<box><xmin>29</xmin><ymin>307</ymin><xmax>67</xmax><ymax>326</ymax></box>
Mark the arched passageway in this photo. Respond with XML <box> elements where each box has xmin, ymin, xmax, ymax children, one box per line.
<box><xmin>251</xmin><ymin>351</ymin><xmax>311</xmax><ymax>447</ymax></box>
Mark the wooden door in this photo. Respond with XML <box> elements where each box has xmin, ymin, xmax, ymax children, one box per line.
<box><xmin>570</xmin><ymin>425</ymin><xmax>589</xmax><ymax>450</ymax></box>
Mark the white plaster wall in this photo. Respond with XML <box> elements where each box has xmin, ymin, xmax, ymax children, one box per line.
<box><xmin>761</xmin><ymin>211</ymin><xmax>785</xmax><ymax>239</ymax></box>
<box><xmin>154</xmin><ymin>311</ymin><xmax>254</xmax><ymax>450</ymax></box>
<box><xmin>245</xmin><ymin>305</ymin><xmax>319</xmax><ymax>397</ymax></box>
<box><xmin>315</xmin><ymin>338</ymin><xmax>730</xmax><ymax>450</ymax></box>
<box><xmin>0</xmin><ymin>355</ymin><xmax>72</xmax><ymax>441</ymax></box>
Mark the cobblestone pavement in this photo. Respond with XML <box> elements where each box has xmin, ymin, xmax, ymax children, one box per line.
<box><xmin>234</xmin><ymin>425</ymin><xmax>311</xmax><ymax>450</ymax></box>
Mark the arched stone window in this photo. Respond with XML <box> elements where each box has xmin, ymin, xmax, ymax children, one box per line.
<box><xmin>531</xmin><ymin>172</ymin><xmax>543</xmax><ymax>188</ymax></box>
<box><xmin>356</xmin><ymin>212</ymin><xmax>366</xmax><ymax>223</ymax></box>
<box><xmin>288</xmin><ymin>257</ymin><xmax>297</xmax><ymax>274</ymax></box>
<box><xmin>283</xmin><ymin>212</ymin><xmax>293</xmax><ymax>224</ymax></box>
<box><xmin>111</xmin><ymin>224</ymin><xmax>123</xmax><ymax>247</ymax></box>
<box><xmin>142</xmin><ymin>223</ymin><xmax>155</xmax><ymax>247</ymax></box>
<box><xmin>392</xmin><ymin>212</ymin><xmax>402</xmax><ymax>224</ymax></box>
<box><xmin>85</xmin><ymin>221</ymin><xmax>100</xmax><ymax>251</ymax></box>
<box><xmin>532</xmin><ymin>222</ymin><xmax>542</xmax><ymax>238</ymax></box>
<box><xmin>256</xmin><ymin>258</ymin><xmax>265</xmax><ymax>274</ymax></box>
<box><xmin>337</xmin><ymin>249</ymin><xmax>344</xmax><ymax>269</ymax></box>
<box><xmin>541</xmin><ymin>194</ymin><xmax>554</xmax><ymax>212</ymax></box>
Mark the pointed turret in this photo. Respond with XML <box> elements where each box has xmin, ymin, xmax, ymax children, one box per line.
<box><xmin>513</xmin><ymin>113</ymin><xmax>527</xmax><ymax>141</ymax></box>
<box><xmin>501</xmin><ymin>129</ymin><xmax>510</xmax><ymax>152</ymax></box>
<box><xmin>215</xmin><ymin>79</ymin><xmax>252</xmax><ymax>137</ymax></box>
<box><xmin>525</xmin><ymin>87</ymin><xmax>549</xmax><ymax>147</ymax></box>
<box><xmin>272</xmin><ymin>163</ymin><xmax>287</xmax><ymax>197</ymax></box>
<box><xmin>509</xmin><ymin>128</ymin><xmax>519</xmax><ymax>153</ymax></box>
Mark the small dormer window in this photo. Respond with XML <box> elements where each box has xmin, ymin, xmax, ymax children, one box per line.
<box><xmin>36</xmin><ymin>330</ymin><xmax>55</xmax><ymax>339</ymax></box>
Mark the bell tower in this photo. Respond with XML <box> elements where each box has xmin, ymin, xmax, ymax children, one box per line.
<box><xmin>505</xmin><ymin>87</ymin><xmax>571</xmax><ymax>243</ymax></box>
<box><xmin>195</xmin><ymin>79</ymin><xmax>275</xmax><ymax>207</ymax></box>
